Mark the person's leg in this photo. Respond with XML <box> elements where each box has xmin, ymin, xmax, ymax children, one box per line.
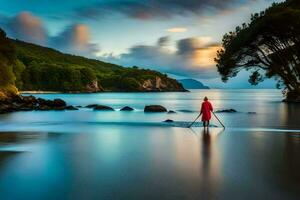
<box><xmin>207</xmin><ymin>120</ymin><xmax>210</xmax><ymax>128</ymax></box>
<box><xmin>203</xmin><ymin>121</ymin><xmax>206</xmax><ymax>127</ymax></box>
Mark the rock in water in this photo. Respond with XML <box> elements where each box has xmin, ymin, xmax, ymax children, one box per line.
<box><xmin>215</xmin><ymin>109</ymin><xmax>237</xmax><ymax>113</ymax></box>
<box><xmin>163</xmin><ymin>119</ymin><xmax>174</xmax><ymax>123</ymax></box>
<box><xmin>247</xmin><ymin>112</ymin><xmax>257</xmax><ymax>114</ymax></box>
<box><xmin>65</xmin><ymin>106</ymin><xmax>79</xmax><ymax>110</ymax></box>
<box><xmin>93</xmin><ymin>105</ymin><xmax>114</xmax><ymax>111</ymax></box>
<box><xmin>120</xmin><ymin>106</ymin><xmax>134</xmax><ymax>111</ymax></box>
<box><xmin>0</xmin><ymin>95</ymin><xmax>77</xmax><ymax>114</ymax></box>
<box><xmin>53</xmin><ymin>99</ymin><xmax>67</xmax><ymax>107</ymax></box>
<box><xmin>86</xmin><ymin>104</ymin><xmax>98</xmax><ymax>108</ymax></box>
<box><xmin>168</xmin><ymin>110</ymin><xmax>176</xmax><ymax>114</ymax></box>
<box><xmin>144</xmin><ymin>105</ymin><xmax>167</xmax><ymax>112</ymax></box>
<box><xmin>22</xmin><ymin>95</ymin><xmax>37</xmax><ymax>103</ymax></box>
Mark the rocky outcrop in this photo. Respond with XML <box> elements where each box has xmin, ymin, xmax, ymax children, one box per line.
<box><xmin>142</xmin><ymin>76</ymin><xmax>186</xmax><ymax>92</ymax></box>
<box><xmin>93</xmin><ymin>105</ymin><xmax>114</xmax><ymax>111</ymax></box>
<box><xmin>0</xmin><ymin>95</ymin><xmax>77</xmax><ymax>114</ymax></box>
<box><xmin>142</xmin><ymin>77</ymin><xmax>166</xmax><ymax>91</ymax></box>
<box><xmin>144</xmin><ymin>105</ymin><xmax>167</xmax><ymax>112</ymax></box>
<box><xmin>120</xmin><ymin>106</ymin><xmax>134</xmax><ymax>111</ymax></box>
<box><xmin>86</xmin><ymin>81</ymin><xmax>104</xmax><ymax>92</ymax></box>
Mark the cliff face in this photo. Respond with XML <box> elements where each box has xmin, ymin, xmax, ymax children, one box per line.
<box><xmin>0</xmin><ymin>85</ymin><xmax>18</xmax><ymax>101</ymax></box>
<box><xmin>86</xmin><ymin>81</ymin><xmax>104</xmax><ymax>92</ymax></box>
<box><xmin>141</xmin><ymin>77</ymin><xmax>186</xmax><ymax>92</ymax></box>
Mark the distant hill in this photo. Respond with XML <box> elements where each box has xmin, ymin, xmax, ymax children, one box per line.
<box><xmin>10</xmin><ymin>39</ymin><xmax>186</xmax><ymax>92</ymax></box>
<box><xmin>178</xmin><ymin>79</ymin><xmax>209</xmax><ymax>89</ymax></box>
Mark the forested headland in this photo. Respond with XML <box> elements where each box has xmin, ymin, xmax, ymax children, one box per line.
<box><xmin>0</xmin><ymin>28</ymin><xmax>185</xmax><ymax>99</ymax></box>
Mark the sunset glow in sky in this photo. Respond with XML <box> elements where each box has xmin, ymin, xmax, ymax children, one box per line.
<box><xmin>0</xmin><ymin>0</ymin><xmax>283</xmax><ymax>88</ymax></box>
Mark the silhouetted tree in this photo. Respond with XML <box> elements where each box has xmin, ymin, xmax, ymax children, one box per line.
<box><xmin>215</xmin><ymin>0</ymin><xmax>300</xmax><ymax>100</ymax></box>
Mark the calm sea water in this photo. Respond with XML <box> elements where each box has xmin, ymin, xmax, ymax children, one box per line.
<box><xmin>0</xmin><ymin>89</ymin><xmax>299</xmax><ymax>199</ymax></box>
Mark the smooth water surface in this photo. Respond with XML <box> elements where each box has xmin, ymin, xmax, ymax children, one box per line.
<box><xmin>0</xmin><ymin>89</ymin><xmax>299</xmax><ymax>199</ymax></box>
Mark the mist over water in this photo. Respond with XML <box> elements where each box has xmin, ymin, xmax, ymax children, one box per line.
<box><xmin>0</xmin><ymin>89</ymin><xmax>299</xmax><ymax>199</ymax></box>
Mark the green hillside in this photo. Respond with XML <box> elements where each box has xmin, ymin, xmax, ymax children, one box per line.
<box><xmin>11</xmin><ymin>39</ymin><xmax>185</xmax><ymax>92</ymax></box>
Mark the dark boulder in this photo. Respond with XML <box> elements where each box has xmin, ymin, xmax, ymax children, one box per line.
<box><xmin>86</xmin><ymin>104</ymin><xmax>98</xmax><ymax>108</ymax></box>
<box><xmin>0</xmin><ymin>104</ymin><xmax>13</xmax><ymax>113</ymax></box>
<box><xmin>37</xmin><ymin>98</ymin><xmax>47</xmax><ymax>105</ymax></box>
<box><xmin>168</xmin><ymin>110</ymin><xmax>176</xmax><ymax>114</ymax></box>
<box><xmin>163</xmin><ymin>119</ymin><xmax>174</xmax><ymax>123</ymax></box>
<box><xmin>120</xmin><ymin>106</ymin><xmax>134</xmax><ymax>111</ymax></box>
<box><xmin>65</xmin><ymin>106</ymin><xmax>79</xmax><ymax>110</ymax></box>
<box><xmin>94</xmin><ymin>105</ymin><xmax>114</xmax><ymax>111</ymax></box>
<box><xmin>215</xmin><ymin>109</ymin><xmax>237</xmax><ymax>113</ymax></box>
<box><xmin>36</xmin><ymin>105</ymin><xmax>51</xmax><ymax>111</ymax></box>
<box><xmin>248</xmin><ymin>112</ymin><xmax>257</xmax><ymax>114</ymax></box>
<box><xmin>0</xmin><ymin>95</ymin><xmax>78</xmax><ymax>114</ymax></box>
<box><xmin>54</xmin><ymin>107</ymin><xmax>66</xmax><ymax>111</ymax></box>
<box><xmin>53</xmin><ymin>99</ymin><xmax>67</xmax><ymax>107</ymax></box>
<box><xmin>22</xmin><ymin>95</ymin><xmax>37</xmax><ymax>104</ymax></box>
<box><xmin>144</xmin><ymin>105</ymin><xmax>167</xmax><ymax>112</ymax></box>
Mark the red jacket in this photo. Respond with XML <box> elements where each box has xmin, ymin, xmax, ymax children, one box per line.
<box><xmin>201</xmin><ymin>101</ymin><xmax>213</xmax><ymax>121</ymax></box>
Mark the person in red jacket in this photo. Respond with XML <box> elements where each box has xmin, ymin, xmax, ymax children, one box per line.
<box><xmin>200</xmin><ymin>96</ymin><xmax>213</xmax><ymax>128</ymax></box>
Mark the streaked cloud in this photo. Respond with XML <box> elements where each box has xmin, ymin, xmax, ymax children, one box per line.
<box><xmin>75</xmin><ymin>0</ymin><xmax>259</xmax><ymax>20</ymax></box>
<box><xmin>157</xmin><ymin>36</ymin><xmax>171</xmax><ymax>46</ymax></box>
<box><xmin>0</xmin><ymin>12</ymin><xmax>99</xmax><ymax>56</ymax></box>
<box><xmin>166</xmin><ymin>27</ymin><xmax>187</xmax><ymax>33</ymax></box>
<box><xmin>2</xmin><ymin>12</ymin><xmax>47</xmax><ymax>45</ymax></box>
<box><xmin>102</xmin><ymin>36</ymin><xmax>221</xmax><ymax>79</ymax></box>
<box><xmin>50</xmin><ymin>24</ymin><xmax>100</xmax><ymax>56</ymax></box>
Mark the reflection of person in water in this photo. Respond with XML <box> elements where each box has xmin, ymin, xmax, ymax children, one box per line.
<box><xmin>197</xmin><ymin>128</ymin><xmax>224</xmax><ymax>199</ymax></box>
<box><xmin>202</xmin><ymin>128</ymin><xmax>211</xmax><ymax>161</ymax></box>
<box><xmin>199</xmin><ymin>128</ymin><xmax>212</xmax><ymax>199</ymax></box>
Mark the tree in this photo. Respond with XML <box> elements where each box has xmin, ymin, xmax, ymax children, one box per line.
<box><xmin>80</xmin><ymin>67</ymin><xmax>96</xmax><ymax>85</ymax></box>
<box><xmin>0</xmin><ymin>28</ymin><xmax>16</xmax><ymax>87</ymax></box>
<box><xmin>215</xmin><ymin>0</ymin><xmax>300</xmax><ymax>100</ymax></box>
<box><xmin>0</xmin><ymin>28</ymin><xmax>18</xmax><ymax>98</ymax></box>
<box><xmin>120</xmin><ymin>77</ymin><xmax>140</xmax><ymax>91</ymax></box>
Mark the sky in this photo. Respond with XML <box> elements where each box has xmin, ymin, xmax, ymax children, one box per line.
<box><xmin>0</xmin><ymin>0</ymin><xmax>283</xmax><ymax>88</ymax></box>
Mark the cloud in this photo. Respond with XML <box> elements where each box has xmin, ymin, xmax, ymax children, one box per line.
<box><xmin>166</xmin><ymin>27</ymin><xmax>187</xmax><ymax>33</ymax></box>
<box><xmin>75</xmin><ymin>0</ymin><xmax>256</xmax><ymax>20</ymax></box>
<box><xmin>102</xmin><ymin>36</ymin><xmax>221</xmax><ymax>79</ymax></box>
<box><xmin>157</xmin><ymin>36</ymin><xmax>171</xmax><ymax>47</ymax></box>
<box><xmin>176</xmin><ymin>37</ymin><xmax>220</xmax><ymax>68</ymax></box>
<box><xmin>1</xmin><ymin>12</ymin><xmax>47</xmax><ymax>45</ymax></box>
<box><xmin>50</xmin><ymin>24</ymin><xmax>100</xmax><ymax>56</ymax></box>
<box><xmin>0</xmin><ymin>12</ymin><xmax>99</xmax><ymax>57</ymax></box>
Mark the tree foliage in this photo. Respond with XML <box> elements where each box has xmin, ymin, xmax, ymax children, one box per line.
<box><xmin>215</xmin><ymin>0</ymin><xmax>300</xmax><ymax>97</ymax></box>
<box><xmin>0</xmin><ymin>28</ymin><xmax>16</xmax><ymax>87</ymax></box>
<box><xmin>7</xmin><ymin>38</ymin><xmax>184</xmax><ymax>92</ymax></box>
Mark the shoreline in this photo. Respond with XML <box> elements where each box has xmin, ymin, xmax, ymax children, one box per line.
<box><xmin>20</xmin><ymin>90</ymin><xmax>190</xmax><ymax>94</ymax></box>
<box><xmin>21</xmin><ymin>91</ymin><xmax>61</xmax><ymax>94</ymax></box>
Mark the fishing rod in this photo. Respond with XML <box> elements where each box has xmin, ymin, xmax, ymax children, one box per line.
<box><xmin>213</xmin><ymin>112</ymin><xmax>225</xmax><ymax>129</ymax></box>
<box><xmin>187</xmin><ymin>113</ymin><xmax>201</xmax><ymax>128</ymax></box>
